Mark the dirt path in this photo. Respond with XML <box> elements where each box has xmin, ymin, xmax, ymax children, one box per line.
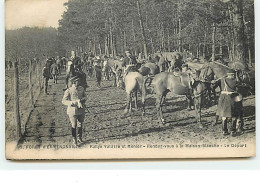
<box><xmin>21</xmin><ymin>72</ymin><xmax>256</xmax><ymax>148</ymax></box>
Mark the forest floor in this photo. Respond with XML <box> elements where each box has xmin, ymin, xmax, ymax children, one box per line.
<box><xmin>6</xmin><ymin>70</ymin><xmax>256</xmax><ymax>155</ymax></box>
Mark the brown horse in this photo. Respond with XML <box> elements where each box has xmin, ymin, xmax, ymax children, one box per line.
<box><xmin>150</xmin><ymin>71</ymin><xmax>207</xmax><ymax>127</ymax></box>
<box><xmin>159</xmin><ymin>52</ymin><xmax>183</xmax><ymax>72</ymax></box>
<box><xmin>138</xmin><ymin>62</ymin><xmax>160</xmax><ymax>76</ymax></box>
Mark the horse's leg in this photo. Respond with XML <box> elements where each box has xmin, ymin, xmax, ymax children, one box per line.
<box><xmin>113</xmin><ymin>73</ymin><xmax>116</xmax><ymax>87</ymax></box>
<box><xmin>213</xmin><ymin>115</ymin><xmax>219</xmax><ymax>126</ymax></box>
<box><xmin>55</xmin><ymin>75</ymin><xmax>58</xmax><ymax>84</ymax></box>
<box><xmin>124</xmin><ymin>92</ymin><xmax>131</xmax><ymax>115</ymax></box>
<box><xmin>129</xmin><ymin>92</ymin><xmax>133</xmax><ymax>113</ymax></box>
<box><xmin>194</xmin><ymin>96</ymin><xmax>203</xmax><ymax>128</ymax></box>
<box><xmin>141</xmin><ymin>87</ymin><xmax>146</xmax><ymax>116</ymax></box>
<box><xmin>213</xmin><ymin>81</ymin><xmax>221</xmax><ymax>102</ymax></box>
<box><xmin>156</xmin><ymin>95</ymin><xmax>165</xmax><ymax>124</ymax></box>
<box><xmin>186</xmin><ymin>94</ymin><xmax>193</xmax><ymax>110</ymax></box>
<box><xmin>134</xmin><ymin>91</ymin><xmax>138</xmax><ymax>110</ymax></box>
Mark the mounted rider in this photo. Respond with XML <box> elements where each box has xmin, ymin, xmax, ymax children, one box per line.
<box><xmin>122</xmin><ymin>51</ymin><xmax>138</xmax><ymax>74</ymax></box>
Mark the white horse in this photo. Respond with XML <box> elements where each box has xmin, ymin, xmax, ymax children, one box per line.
<box><xmin>123</xmin><ymin>72</ymin><xmax>146</xmax><ymax>116</ymax></box>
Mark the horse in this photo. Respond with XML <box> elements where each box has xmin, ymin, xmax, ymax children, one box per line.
<box><xmin>123</xmin><ymin>72</ymin><xmax>146</xmax><ymax>116</ymax></box>
<box><xmin>152</xmin><ymin>53</ymin><xmax>169</xmax><ymax>72</ymax></box>
<box><xmin>107</xmin><ymin>58</ymin><xmax>125</xmax><ymax>87</ymax></box>
<box><xmin>186</xmin><ymin>61</ymin><xmax>235</xmax><ymax>102</ymax></box>
<box><xmin>138</xmin><ymin>62</ymin><xmax>160</xmax><ymax>76</ymax></box>
<box><xmin>150</xmin><ymin>71</ymin><xmax>208</xmax><ymax>128</ymax></box>
<box><xmin>154</xmin><ymin>51</ymin><xmax>183</xmax><ymax>72</ymax></box>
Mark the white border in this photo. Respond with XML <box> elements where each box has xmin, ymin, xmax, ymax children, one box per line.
<box><xmin>0</xmin><ymin>0</ymin><xmax>259</xmax><ymax>172</ymax></box>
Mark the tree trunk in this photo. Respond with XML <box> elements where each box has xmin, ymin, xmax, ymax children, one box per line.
<box><xmin>212</xmin><ymin>23</ymin><xmax>216</xmax><ymax>61</ymax></box>
<box><xmin>178</xmin><ymin>17</ymin><xmax>182</xmax><ymax>52</ymax></box>
<box><xmin>98</xmin><ymin>43</ymin><xmax>102</xmax><ymax>55</ymax></box>
<box><xmin>167</xmin><ymin>30</ymin><xmax>171</xmax><ymax>52</ymax></box>
<box><xmin>203</xmin><ymin>26</ymin><xmax>207</xmax><ymax>58</ymax></box>
<box><xmin>109</xmin><ymin>20</ymin><xmax>114</xmax><ymax>57</ymax></box>
<box><xmin>230</xmin><ymin>0</ymin><xmax>246</xmax><ymax>65</ymax></box>
<box><xmin>105</xmin><ymin>36</ymin><xmax>109</xmax><ymax>56</ymax></box>
<box><xmin>131</xmin><ymin>19</ymin><xmax>137</xmax><ymax>55</ymax></box>
<box><xmin>243</xmin><ymin>16</ymin><xmax>252</xmax><ymax>67</ymax></box>
<box><xmin>137</xmin><ymin>0</ymin><xmax>148</xmax><ymax>58</ymax></box>
<box><xmin>123</xmin><ymin>31</ymin><xmax>127</xmax><ymax>52</ymax></box>
<box><xmin>161</xmin><ymin>27</ymin><xmax>165</xmax><ymax>51</ymax></box>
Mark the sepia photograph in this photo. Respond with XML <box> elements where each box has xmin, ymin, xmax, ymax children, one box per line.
<box><xmin>5</xmin><ymin>0</ymin><xmax>255</xmax><ymax>159</ymax></box>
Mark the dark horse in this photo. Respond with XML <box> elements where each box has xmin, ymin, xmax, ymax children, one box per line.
<box><xmin>150</xmin><ymin>71</ymin><xmax>208</xmax><ymax>128</ymax></box>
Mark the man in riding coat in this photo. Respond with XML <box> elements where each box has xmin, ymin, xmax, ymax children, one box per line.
<box><xmin>123</xmin><ymin>51</ymin><xmax>137</xmax><ymax>71</ymax></box>
<box><xmin>42</xmin><ymin>63</ymin><xmax>51</xmax><ymax>95</ymax></box>
<box><xmin>215</xmin><ymin>72</ymin><xmax>244</xmax><ymax>136</ymax></box>
<box><xmin>62</xmin><ymin>76</ymin><xmax>87</xmax><ymax>146</ymax></box>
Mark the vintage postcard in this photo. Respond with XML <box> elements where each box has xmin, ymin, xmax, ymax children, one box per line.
<box><xmin>5</xmin><ymin>0</ymin><xmax>255</xmax><ymax>159</ymax></box>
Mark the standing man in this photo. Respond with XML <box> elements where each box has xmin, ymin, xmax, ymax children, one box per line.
<box><xmin>102</xmin><ymin>55</ymin><xmax>109</xmax><ymax>81</ymax></box>
<box><xmin>94</xmin><ymin>59</ymin><xmax>102</xmax><ymax>88</ymax></box>
<box><xmin>215</xmin><ymin>72</ymin><xmax>244</xmax><ymax>136</ymax></box>
<box><xmin>42</xmin><ymin>63</ymin><xmax>51</xmax><ymax>95</ymax></box>
<box><xmin>62</xmin><ymin>76</ymin><xmax>87</xmax><ymax>145</ymax></box>
<box><xmin>50</xmin><ymin>62</ymin><xmax>59</xmax><ymax>84</ymax></box>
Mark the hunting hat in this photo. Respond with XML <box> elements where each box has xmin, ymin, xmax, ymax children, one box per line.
<box><xmin>69</xmin><ymin>76</ymin><xmax>80</xmax><ymax>83</ymax></box>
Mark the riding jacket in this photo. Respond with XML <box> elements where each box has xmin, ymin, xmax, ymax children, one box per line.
<box><xmin>62</xmin><ymin>85</ymin><xmax>86</xmax><ymax>115</ymax></box>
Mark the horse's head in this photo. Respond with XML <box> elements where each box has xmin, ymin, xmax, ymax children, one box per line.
<box><xmin>197</xmin><ymin>63</ymin><xmax>214</xmax><ymax>82</ymax></box>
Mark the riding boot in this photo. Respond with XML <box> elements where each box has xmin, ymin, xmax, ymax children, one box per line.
<box><xmin>231</xmin><ymin>119</ymin><xmax>237</xmax><ymax>136</ymax></box>
<box><xmin>222</xmin><ymin>119</ymin><xmax>229</xmax><ymax>135</ymax></box>
<box><xmin>77</xmin><ymin>127</ymin><xmax>83</xmax><ymax>144</ymax></box>
<box><xmin>236</xmin><ymin>119</ymin><xmax>244</xmax><ymax>134</ymax></box>
<box><xmin>72</xmin><ymin>128</ymin><xmax>77</xmax><ymax>145</ymax></box>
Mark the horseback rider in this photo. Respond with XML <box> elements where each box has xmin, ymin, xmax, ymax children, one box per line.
<box><xmin>62</xmin><ymin>76</ymin><xmax>87</xmax><ymax>146</ymax></box>
<box><xmin>215</xmin><ymin>72</ymin><xmax>244</xmax><ymax>136</ymax></box>
<box><xmin>123</xmin><ymin>51</ymin><xmax>137</xmax><ymax>73</ymax></box>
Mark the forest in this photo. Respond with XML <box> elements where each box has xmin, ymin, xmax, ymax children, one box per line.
<box><xmin>58</xmin><ymin>0</ymin><xmax>254</xmax><ymax>65</ymax></box>
<box><xmin>5</xmin><ymin>0</ymin><xmax>255</xmax><ymax>66</ymax></box>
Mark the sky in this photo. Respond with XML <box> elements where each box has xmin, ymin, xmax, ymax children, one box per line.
<box><xmin>5</xmin><ymin>0</ymin><xmax>68</xmax><ymax>30</ymax></box>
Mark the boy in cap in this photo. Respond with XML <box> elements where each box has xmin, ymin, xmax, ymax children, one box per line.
<box><xmin>62</xmin><ymin>76</ymin><xmax>87</xmax><ymax>145</ymax></box>
<box><xmin>215</xmin><ymin>72</ymin><xmax>244</xmax><ymax>136</ymax></box>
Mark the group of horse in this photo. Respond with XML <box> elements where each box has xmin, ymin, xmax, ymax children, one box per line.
<box><xmin>103</xmin><ymin>52</ymin><xmax>251</xmax><ymax>128</ymax></box>
<box><xmin>65</xmin><ymin>52</ymin><xmax>252</xmax><ymax>129</ymax></box>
